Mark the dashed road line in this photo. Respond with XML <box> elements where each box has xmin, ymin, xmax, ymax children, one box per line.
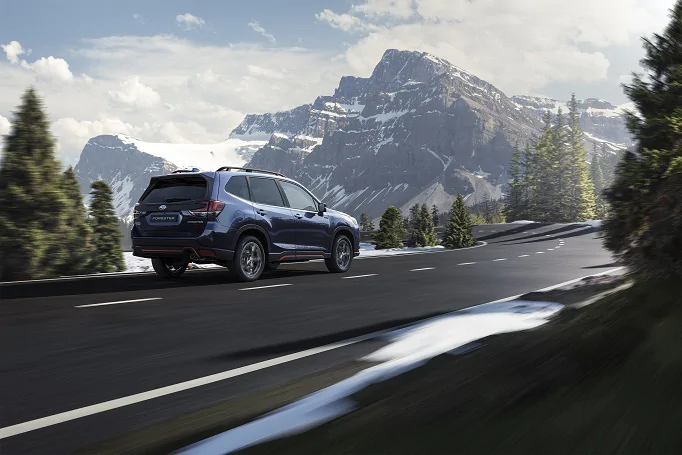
<box><xmin>342</xmin><ymin>274</ymin><xmax>377</xmax><ymax>280</ymax></box>
<box><xmin>75</xmin><ymin>298</ymin><xmax>162</xmax><ymax>308</ymax></box>
<box><xmin>239</xmin><ymin>284</ymin><xmax>293</xmax><ymax>291</ymax></box>
<box><xmin>493</xmin><ymin>258</ymin><xmax>507</xmax><ymax>262</ymax></box>
<box><xmin>518</xmin><ymin>254</ymin><xmax>530</xmax><ymax>258</ymax></box>
<box><xmin>536</xmin><ymin>251</ymin><xmax>545</xmax><ymax>254</ymax></box>
<box><xmin>458</xmin><ymin>262</ymin><xmax>476</xmax><ymax>266</ymax></box>
<box><xmin>410</xmin><ymin>267</ymin><xmax>435</xmax><ymax>272</ymax></box>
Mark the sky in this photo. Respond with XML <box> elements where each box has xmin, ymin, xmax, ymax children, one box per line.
<box><xmin>0</xmin><ymin>0</ymin><xmax>674</xmax><ymax>165</ymax></box>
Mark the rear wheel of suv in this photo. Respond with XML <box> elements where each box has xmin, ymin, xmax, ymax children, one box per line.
<box><xmin>325</xmin><ymin>235</ymin><xmax>353</xmax><ymax>273</ymax></box>
<box><xmin>152</xmin><ymin>258</ymin><xmax>188</xmax><ymax>278</ymax></box>
<box><xmin>230</xmin><ymin>235</ymin><xmax>266</xmax><ymax>282</ymax></box>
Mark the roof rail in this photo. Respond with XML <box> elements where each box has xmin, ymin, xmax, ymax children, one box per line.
<box><xmin>172</xmin><ymin>167</ymin><xmax>202</xmax><ymax>174</ymax></box>
<box><xmin>215</xmin><ymin>167</ymin><xmax>285</xmax><ymax>177</ymax></box>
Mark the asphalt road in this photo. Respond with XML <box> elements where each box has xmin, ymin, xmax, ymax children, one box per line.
<box><xmin>0</xmin><ymin>223</ymin><xmax>617</xmax><ymax>454</ymax></box>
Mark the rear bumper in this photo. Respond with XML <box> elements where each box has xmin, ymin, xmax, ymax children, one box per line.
<box><xmin>132</xmin><ymin>237</ymin><xmax>234</xmax><ymax>262</ymax></box>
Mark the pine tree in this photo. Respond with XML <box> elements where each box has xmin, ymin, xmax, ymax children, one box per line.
<box><xmin>504</xmin><ymin>145</ymin><xmax>525</xmax><ymax>221</ymax></box>
<box><xmin>604</xmin><ymin>0</ymin><xmax>682</xmax><ymax>280</ymax></box>
<box><xmin>411</xmin><ymin>204</ymin><xmax>438</xmax><ymax>247</ymax></box>
<box><xmin>372</xmin><ymin>206</ymin><xmax>407</xmax><ymax>249</ymax></box>
<box><xmin>589</xmin><ymin>144</ymin><xmax>608</xmax><ymax>219</ymax></box>
<box><xmin>407</xmin><ymin>203</ymin><xmax>422</xmax><ymax>246</ymax></box>
<box><xmin>89</xmin><ymin>180</ymin><xmax>125</xmax><ymax>272</ymax></box>
<box><xmin>442</xmin><ymin>195</ymin><xmax>475</xmax><ymax>248</ymax></box>
<box><xmin>0</xmin><ymin>88</ymin><xmax>70</xmax><ymax>281</ymax></box>
<box><xmin>402</xmin><ymin>216</ymin><xmax>410</xmax><ymax>230</ymax></box>
<box><xmin>360</xmin><ymin>213</ymin><xmax>370</xmax><ymax>231</ymax></box>
<box><xmin>367</xmin><ymin>218</ymin><xmax>375</xmax><ymax>232</ymax></box>
<box><xmin>431</xmin><ymin>205</ymin><xmax>440</xmax><ymax>227</ymax></box>
<box><xmin>566</xmin><ymin>94</ymin><xmax>596</xmax><ymax>221</ymax></box>
<box><xmin>61</xmin><ymin>166</ymin><xmax>92</xmax><ymax>275</ymax></box>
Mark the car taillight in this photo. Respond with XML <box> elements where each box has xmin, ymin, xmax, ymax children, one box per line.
<box><xmin>133</xmin><ymin>203</ymin><xmax>141</xmax><ymax>218</ymax></box>
<box><xmin>189</xmin><ymin>200</ymin><xmax>226</xmax><ymax>221</ymax></box>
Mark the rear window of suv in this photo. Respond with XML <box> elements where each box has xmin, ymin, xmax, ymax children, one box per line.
<box><xmin>142</xmin><ymin>177</ymin><xmax>208</xmax><ymax>203</ymax></box>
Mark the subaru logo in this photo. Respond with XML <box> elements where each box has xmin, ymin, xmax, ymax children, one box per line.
<box><xmin>159</xmin><ymin>205</ymin><xmax>167</xmax><ymax>210</ymax></box>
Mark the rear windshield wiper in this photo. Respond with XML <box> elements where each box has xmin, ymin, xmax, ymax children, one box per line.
<box><xmin>164</xmin><ymin>197</ymin><xmax>192</xmax><ymax>203</ymax></box>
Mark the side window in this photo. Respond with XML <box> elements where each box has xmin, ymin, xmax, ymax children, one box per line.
<box><xmin>279</xmin><ymin>181</ymin><xmax>318</xmax><ymax>211</ymax></box>
<box><xmin>248</xmin><ymin>178</ymin><xmax>285</xmax><ymax>207</ymax></box>
<box><xmin>224</xmin><ymin>176</ymin><xmax>250</xmax><ymax>200</ymax></box>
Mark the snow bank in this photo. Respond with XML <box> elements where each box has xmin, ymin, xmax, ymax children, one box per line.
<box><xmin>506</xmin><ymin>220</ymin><xmax>535</xmax><ymax>224</ymax></box>
<box><xmin>358</xmin><ymin>242</ymin><xmax>445</xmax><ymax>257</ymax></box>
<box><xmin>179</xmin><ymin>300</ymin><xmax>563</xmax><ymax>455</ymax></box>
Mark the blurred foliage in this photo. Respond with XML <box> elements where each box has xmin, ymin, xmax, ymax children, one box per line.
<box><xmin>605</xmin><ymin>0</ymin><xmax>682</xmax><ymax>280</ymax></box>
<box><xmin>89</xmin><ymin>181</ymin><xmax>125</xmax><ymax>273</ymax></box>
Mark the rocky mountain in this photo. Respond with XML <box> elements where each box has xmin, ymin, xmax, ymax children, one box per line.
<box><xmin>74</xmin><ymin>48</ymin><xmax>633</xmax><ymax>225</ymax></box>
<box><xmin>74</xmin><ymin>134</ymin><xmax>266</xmax><ymax>222</ymax></box>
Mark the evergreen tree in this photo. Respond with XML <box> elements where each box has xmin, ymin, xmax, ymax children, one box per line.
<box><xmin>372</xmin><ymin>206</ymin><xmax>407</xmax><ymax>249</ymax></box>
<box><xmin>604</xmin><ymin>1</ymin><xmax>682</xmax><ymax>280</ymax></box>
<box><xmin>0</xmin><ymin>88</ymin><xmax>70</xmax><ymax>281</ymax></box>
<box><xmin>526</xmin><ymin>111</ymin><xmax>557</xmax><ymax>222</ymax></box>
<box><xmin>360</xmin><ymin>213</ymin><xmax>370</xmax><ymax>231</ymax></box>
<box><xmin>504</xmin><ymin>145</ymin><xmax>525</xmax><ymax>221</ymax></box>
<box><xmin>61</xmin><ymin>166</ymin><xmax>92</xmax><ymax>275</ymax></box>
<box><xmin>89</xmin><ymin>180</ymin><xmax>125</xmax><ymax>272</ymax></box>
<box><xmin>407</xmin><ymin>203</ymin><xmax>422</xmax><ymax>246</ymax></box>
<box><xmin>368</xmin><ymin>218</ymin><xmax>375</xmax><ymax>232</ymax></box>
<box><xmin>442</xmin><ymin>195</ymin><xmax>475</xmax><ymax>248</ymax></box>
<box><xmin>431</xmin><ymin>205</ymin><xmax>440</xmax><ymax>227</ymax></box>
<box><xmin>566</xmin><ymin>94</ymin><xmax>596</xmax><ymax>221</ymax></box>
<box><xmin>411</xmin><ymin>204</ymin><xmax>438</xmax><ymax>247</ymax></box>
<box><xmin>589</xmin><ymin>144</ymin><xmax>608</xmax><ymax>219</ymax></box>
<box><xmin>402</xmin><ymin>216</ymin><xmax>410</xmax><ymax>230</ymax></box>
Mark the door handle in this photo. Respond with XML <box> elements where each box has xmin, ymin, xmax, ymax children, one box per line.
<box><xmin>294</xmin><ymin>213</ymin><xmax>303</xmax><ymax>219</ymax></box>
<box><xmin>256</xmin><ymin>209</ymin><xmax>266</xmax><ymax>216</ymax></box>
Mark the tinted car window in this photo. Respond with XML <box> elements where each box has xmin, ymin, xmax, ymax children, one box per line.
<box><xmin>142</xmin><ymin>177</ymin><xmax>207</xmax><ymax>203</ymax></box>
<box><xmin>224</xmin><ymin>176</ymin><xmax>250</xmax><ymax>200</ymax></box>
<box><xmin>280</xmin><ymin>181</ymin><xmax>318</xmax><ymax>211</ymax></box>
<box><xmin>248</xmin><ymin>178</ymin><xmax>285</xmax><ymax>207</ymax></box>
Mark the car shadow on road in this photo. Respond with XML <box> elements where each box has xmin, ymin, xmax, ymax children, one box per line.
<box><xmin>0</xmin><ymin>268</ymin><xmax>329</xmax><ymax>300</ymax></box>
<box><xmin>212</xmin><ymin>311</ymin><xmax>449</xmax><ymax>362</ymax></box>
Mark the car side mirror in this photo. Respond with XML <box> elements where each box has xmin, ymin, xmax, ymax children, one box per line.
<box><xmin>318</xmin><ymin>202</ymin><xmax>327</xmax><ymax>215</ymax></box>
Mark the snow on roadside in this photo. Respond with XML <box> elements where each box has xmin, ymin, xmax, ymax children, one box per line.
<box><xmin>506</xmin><ymin>220</ymin><xmax>536</xmax><ymax>224</ymax></box>
<box><xmin>359</xmin><ymin>242</ymin><xmax>445</xmax><ymax>257</ymax></box>
<box><xmin>179</xmin><ymin>300</ymin><xmax>563</xmax><ymax>455</ymax></box>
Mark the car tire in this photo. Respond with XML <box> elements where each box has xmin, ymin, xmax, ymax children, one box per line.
<box><xmin>229</xmin><ymin>235</ymin><xmax>266</xmax><ymax>282</ymax></box>
<box><xmin>152</xmin><ymin>257</ymin><xmax>188</xmax><ymax>278</ymax></box>
<box><xmin>325</xmin><ymin>235</ymin><xmax>353</xmax><ymax>273</ymax></box>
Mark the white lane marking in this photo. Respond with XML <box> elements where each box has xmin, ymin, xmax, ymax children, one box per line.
<box><xmin>342</xmin><ymin>274</ymin><xmax>377</xmax><ymax>280</ymax></box>
<box><xmin>410</xmin><ymin>267</ymin><xmax>435</xmax><ymax>272</ymax></box>
<box><xmin>0</xmin><ymin>266</ymin><xmax>625</xmax><ymax>440</ymax></box>
<box><xmin>458</xmin><ymin>262</ymin><xmax>476</xmax><ymax>266</ymax></box>
<box><xmin>536</xmin><ymin>251</ymin><xmax>545</xmax><ymax>254</ymax></box>
<box><xmin>75</xmin><ymin>298</ymin><xmax>162</xmax><ymax>308</ymax></box>
<box><xmin>239</xmin><ymin>284</ymin><xmax>292</xmax><ymax>291</ymax></box>
<box><xmin>518</xmin><ymin>254</ymin><xmax>530</xmax><ymax>258</ymax></box>
<box><xmin>493</xmin><ymin>258</ymin><xmax>507</xmax><ymax>262</ymax></box>
<box><xmin>547</xmin><ymin>248</ymin><xmax>554</xmax><ymax>251</ymax></box>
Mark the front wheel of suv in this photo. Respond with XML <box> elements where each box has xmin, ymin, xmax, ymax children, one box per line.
<box><xmin>229</xmin><ymin>235</ymin><xmax>266</xmax><ymax>282</ymax></box>
<box><xmin>325</xmin><ymin>235</ymin><xmax>353</xmax><ymax>273</ymax></box>
<box><xmin>152</xmin><ymin>258</ymin><xmax>188</xmax><ymax>278</ymax></box>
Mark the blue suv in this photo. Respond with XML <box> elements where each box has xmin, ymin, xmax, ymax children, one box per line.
<box><xmin>131</xmin><ymin>167</ymin><xmax>360</xmax><ymax>281</ymax></box>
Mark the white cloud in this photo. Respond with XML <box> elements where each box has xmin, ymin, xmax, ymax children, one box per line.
<box><xmin>248</xmin><ymin>21</ymin><xmax>276</xmax><ymax>44</ymax></box>
<box><xmin>322</xmin><ymin>0</ymin><xmax>661</xmax><ymax>95</ymax></box>
<box><xmin>133</xmin><ymin>13</ymin><xmax>145</xmax><ymax>24</ymax></box>
<box><xmin>26</xmin><ymin>56</ymin><xmax>74</xmax><ymax>82</ymax></box>
<box><xmin>176</xmin><ymin>13</ymin><xmax>205</xmax><ymax>30</ymax></box>
<box><xmin>316</xmin><ymin>9</ymin><xmax>379</xmax><ymax>32</ymax></box>
<box><xmin>351</xmin><ymin>0</ymin><xmax>415</xmax><ymax>19</ymax></box>
<box><xmin>2</xmin><ymin>41</ymin><xmax>25</xmax><ymax>64</ymax></box>
<box><xmin>108</xmin><ymin>76</ymin><xmax>161</xmax><ymax>108</ymax></box>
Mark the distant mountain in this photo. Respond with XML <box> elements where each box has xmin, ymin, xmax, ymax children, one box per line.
<box><xmin>74</xmin><ymin>134</ymin><xmax>266</xmax><ymax>222</ymax></box>
<box><xmin>74</xmin><ymin>49</ymin><xmax>633</xmax><ymax>224</ymax></box>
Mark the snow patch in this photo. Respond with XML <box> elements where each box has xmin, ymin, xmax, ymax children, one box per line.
<box><xmin>179</xmin><ymin>299</ymin><xmax>562</xmax><ymax>454</ymax></box>
<box><xmin>359</xmin><ymin>242</ymin><xmax>444</xmax><ymax>257</ymax></box>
